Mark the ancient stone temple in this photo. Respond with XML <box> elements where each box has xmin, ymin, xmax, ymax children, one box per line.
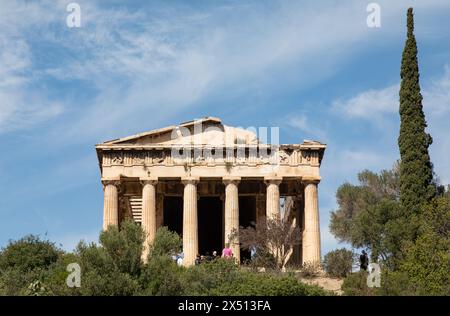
<box><xmin>96</xmin><ymin>117</ymin><xmax>326</xmax><ymax>266</ymax></box>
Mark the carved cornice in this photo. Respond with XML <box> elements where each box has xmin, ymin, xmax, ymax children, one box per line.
<box><xmin>99</xmin><ymin>147</ymin><xmax>322</xmax><ymax>168</ymax></box>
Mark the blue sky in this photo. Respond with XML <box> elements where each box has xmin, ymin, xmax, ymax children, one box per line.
<box><xmin>1</xmin><ymin>0</ymin><xmax>449</xmax><ymax>255</ymax></box>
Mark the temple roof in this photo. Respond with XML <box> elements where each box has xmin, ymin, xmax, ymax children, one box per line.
<box><xmin>96</xmin><ymin>116</ymin><xmax>326</xmax><ymax>149</ymax></box>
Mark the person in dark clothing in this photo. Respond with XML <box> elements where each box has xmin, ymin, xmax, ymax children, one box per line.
<box><xmin>360</xmin><ymin>250</ymin><xmax>369</xmax><ymax>271</ymax></box>
<box><xmin>195</xmin><ymin>254</ymin><xmax>201</xmax><ymax>265</ymax></box>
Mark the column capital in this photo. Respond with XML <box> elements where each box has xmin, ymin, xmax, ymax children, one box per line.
<box><xmin>264</xmin><ymin>176</ymin><xmax>283</xmax><ymax>185</ymax></box>
<box><xmin>302</xmin><ymin>177</ymin><xmax>320</xmax><ymax>185</ymax></box>
<box><xmin>181</xmin><ymin>176</ymin><xmax>199</xmax><ymax>186</ymax></box>
<box><xmin>223</xmin><ymin>176</ymin><xmax>241</xmax><ymax>186</ymax></box>
<box><xmin>101</xmin><ymin>178</ymin><xmax>121</xmax><ymax>191</ymax></box>
<box><xmin>101</xmin><ymin>177</ymin><xmax>121</xmax><ymax>186</ymax></box>
<box><xmin>140</xmin><ymin>177</ymin><xmax>158</xmax><ymax>186</ymax></box>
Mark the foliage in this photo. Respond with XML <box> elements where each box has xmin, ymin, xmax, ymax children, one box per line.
<box><xmin>299</xmin><ymin>261</ymin><xmax>322</xmax><ymax>278</ymax></box>
<box><xmin>342</xmin><ymin>271</ymin><xmax>375</xmax><ymax>296</ymax></box>
<box><xmin>329</xmin><ymin>165</ymin><xmax>409</xmax><ymax>267</ymax></box>
<box><xmin>230</xmin><ymin>217</ymin><xmax>301</xmax><ymax>270</ymax></box>
<box><xmin>398</xmin><ymin>8</ymin><xmax>436</xmax><ymax>215</ymax></box>
<box><xmin>398</xmin><ymin>196</ymin><xmax>450</xmax><ymax>295</ymax></box>
<box><xmin>0</xmin><ymin>235</ymin><xmax>62</xmax><ymax>295</ymax></box>
<box><xmin>323</xmin><ymin>248</ymin><xmax>354</xmax><ymax>278</ymax></box>
<box><xmin>0</xmin><ymin>221</ymin><xmax>329</xmax><ymax>296</ymax></box>
<box><xmin>0</xmin><ymin>235</ymin><xmax>61</xmax><ymax>273</ymax></box>
<box><xmin>98</xmin><ymin>219</ymin><xmax>144</xmax><ymax>277</ymax></box>
<box><xmin>148</xmin><ymin>226</ymin><xmax>182</xmax><ymax>259</ymax></box>
<box><xmin>183</xmin><ymin>259</ymin><xmax>327</xmax><ymax>296</ymax></box>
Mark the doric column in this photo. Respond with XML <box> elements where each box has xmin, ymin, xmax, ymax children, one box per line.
<box><xmin>223</xmin><ymin>176</ymin><xmax>241</xmax><ymax>263</ymax></box>
<box><xmin>140</xmin><ymin>177</ymin><xmax>158</xmax><ymax>262</ymax></box>
<box><xmin>182</xmin><ymin>177</ymin><xmax>199</xmax><ymax>266</ymax></box>
<box><xmin>102</xmin><ymin>179</ymin><xmax>120</xmax><ymax>231</ymax></box>
<box><xmin>302</xmin><ymin>180</ymin><xmax>321</xmax><ymax>265</ymax></box>
<box><xmin>265</xmin><ymin>177</ymin><xmax>282</xmax><ymax>220</ymax></box>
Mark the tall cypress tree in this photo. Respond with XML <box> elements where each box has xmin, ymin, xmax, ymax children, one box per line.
<box><xmin>398</xmin><ymin>8</ymin><xmax>436</xmax><ymax>215</ymax></box>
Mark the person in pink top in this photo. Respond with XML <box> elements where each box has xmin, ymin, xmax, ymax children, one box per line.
<box><xmin>222</xmin><ymin>243</ymin><xmax>233</xmax><ymax>259</ymax></box>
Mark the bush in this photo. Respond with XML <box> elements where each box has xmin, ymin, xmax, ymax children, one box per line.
<box><xmin>0</xmin><ymin>235</ymin><xmax>61</xmax><ymax>273</ymax></box>
<box><xmin>182</xmin><ymin>259</ymin><xmax>327</xmax><ymax>296</ymax></box>
<box><xmin>376</xmin><ymin>270</ymin><xmax>415</xmax><ymax>296</ymax></box>
<box><xmin>149</xmin><ymin>226</ymin><xmax>182</xmax><ymax>259</ymax></box>
<box><xmin>99</xmin><ymin>219</ymin><xmax>144</xmax><ymax>276</ymax></box>
<box><xmin>213</xmin><ymin>272</ymin><xmax>327</xmax><ymax>296</ymax></box>
<box><xmin>0</xmin><ymin>222</ymin><xmax>329</xmax><ymax>296</ymax></box>
<box><xmin>342</xmin><ymin>271</ymin><xmax>376</xmax><ymax>296</ymax></box>
<box><xmin>140</xmin><ymin>255</ymin><xmax>185</xmax><ymax>295</ymax></box>
<box><xmin>300</xmin><ymin>262</ymin><xmax>322</xmax><ymax>278</ymax></box>
<box><xmin>0</xmin><ymin>235</ymin><xmax>62</xmax><ymax>295</ymax></box>
<box><xmin>398</xmin><ymin>197</ymin><xmax>450</xmax><ymax>295</ymax></box>
<box><xmin>323</xmin><ymin>248</ymin><xmax>354</xmax><ymax>278</ymax></box>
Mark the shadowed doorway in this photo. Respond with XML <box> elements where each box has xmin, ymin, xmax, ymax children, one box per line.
<box><xmin>239</xmin><ymin>196</ymin><xmax>256</xmax><ymax>263</ymax></box>
<box><xmin>198</xmin><ymin>197</ymin><xmax>223</xmax><ymax>256</ymax></box>
<box><xmin>163</xmin><ymin>196</ymin><xmax>183</xmax><ymax>237</ymax></box>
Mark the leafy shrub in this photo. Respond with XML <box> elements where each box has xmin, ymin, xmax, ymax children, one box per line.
<box><xmin>99</xmin><ymin>219</ymin><xmax>144</xmax><ymax>276</ymax></box>
<box><xmin>376</xmin><ymin>270</ymin><xmax>415</xmax><ymax>296</ymax></box>
<box><xmin>0</xmin><ymin>221</ymin><xmax>329</xmax><ymax>296</ymax></box>
<box><xmin>300</xmin><ymin>262</ymin><xmax>322</xmax><ymax>278</ymax></box>
<box><xmin>342</xmin><ymin>271</ymin><xmax>376</xmax><ymax>296</ymax></box>
<box><xmin>323</xmin><ymin>248</ymin><xmax>354</xmax><ymax>278</ymax></box>
<box><xmin>182</xmin><ymin>259</ymin><xmax>327</xmax><ymax>296</ymax></box>
<box><xmin>140</xmin><ymin>255</ymin><xmax>185</xmax><ymax>295</ymax></box>
<box><xmin>149</xmin><ymin>226</ymin><xmax>182</xmax><ymax>259</ymax></box>
<box><xmin>0</xmin><ymin>235</ymin><xmax>61</xmax><ymax>273</ymax></box>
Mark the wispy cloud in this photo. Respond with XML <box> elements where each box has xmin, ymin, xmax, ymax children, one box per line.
<box><xmin>329</xmin><ymin>66</ymin><xmax>450</xmax><ymax>185</ymax></box>
<box><xmin>332</xmin><ymin>85</ymin><xmax>399</xmax><ymax>119</ymax></box>
<box><xmin>286</xmin><ymin>114</ymin><xmax>328</xmax><ymax>141</ymax></box>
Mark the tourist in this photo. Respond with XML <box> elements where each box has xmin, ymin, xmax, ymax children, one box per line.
<box><xmin>176</xmin><ymin>252</ymin><xmax>184</xmax><ymax>267</ymax></box>
<box><xmin>250</xmin><ymin>245</ymin><xmax>257</xmax><ymax>261</ymax></box>
<box><xmin>222</xmin><ymin>243</ymin><xmax>233</xmax><ymax>259</ymax></box>
<box><xmin>195</xmin><ymin>254</ymin><xmax>201</xmax><ymax>265</ymax></box>
<box><xmin>212</xmin><ymin>250</ymin><xmax>218</xmax><ymax>259</ymax></box>
<box><xmin>360</xmin><ymin>250</ymin><xmax>369</xmax><ymax>271</ymax></box>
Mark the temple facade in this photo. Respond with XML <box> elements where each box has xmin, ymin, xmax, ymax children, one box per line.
<box><xmin>96</xmin><ymin>117</ymin><xmax>326</xmax><ymax>266</ymax></box>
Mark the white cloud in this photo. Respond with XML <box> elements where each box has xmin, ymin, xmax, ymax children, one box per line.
<box><xmin>330</xmin><ymin>66</ymin><xmax>450</xmax><ymax>187</ymax></box>
<box><xmin>332</xmin><ymin>85</ymin><xmax>399</xmax><ymax>119</ymax></box>
<box><xmin>2</xmin><ymin>0</ymin><xmax>450</xmax><ymax>138</ymax></box>
<box><xmin>424</xmin><ymin>65</ymin><xmax>450</xmax><ymax>115</ymax></box>
<box><xmin>286</xmin><ymin>114</ymin><xmax>328</xmax><ymax>141</ymax></box>
<box><xmin>332</xmin><ymin>65</ymin><xmax>450</xmax><ymax>121</ymax></box>
<box><xmin>0</xmin><ymin>2</ymin><xmax>64</xmax><ymax>133</ymax></box>
<box><xmin>0</xmin><ymin>1</ymin><xmax>400</xmax><ymax>138</ymax></box>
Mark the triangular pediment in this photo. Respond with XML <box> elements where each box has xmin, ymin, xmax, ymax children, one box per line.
<box><xmin>101</xmin><ymin>117</ymin><xmax>259</xmax><ymax>147</ymax></box>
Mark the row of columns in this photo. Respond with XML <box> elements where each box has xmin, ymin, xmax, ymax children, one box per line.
<box><xmin>102</xmin><ymin>177</ymin><xmax>321</xmax><ymax>266</ymax></box>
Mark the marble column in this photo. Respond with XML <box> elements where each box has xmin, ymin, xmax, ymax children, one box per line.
<box><xmin>265</xmin><ymin>177</ymin><xmax>282</xmax><ymax>220</ymax></box>
<box><xmin>102</xmin><ymin>179</ymin><xmax>120</xmax><ymax>231</ymax></box>
<box><xmin>182</xmin><ymin>177</ymin><xmax>199</xmax><ymax>266</ymax></box>
<box><xmin>140</xmin><ymin>178</ymin><xmax>158</xmax><ymax>262</ymax></box>
<box><xmin>223</xmin><ymin>177</ymin><xmax>240</xmax><ymax>263</ymax></box>
<box><xmin>302</xmin><ymin>180</ymin><xmax>321</xmax><ymax>265</ymax></box>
